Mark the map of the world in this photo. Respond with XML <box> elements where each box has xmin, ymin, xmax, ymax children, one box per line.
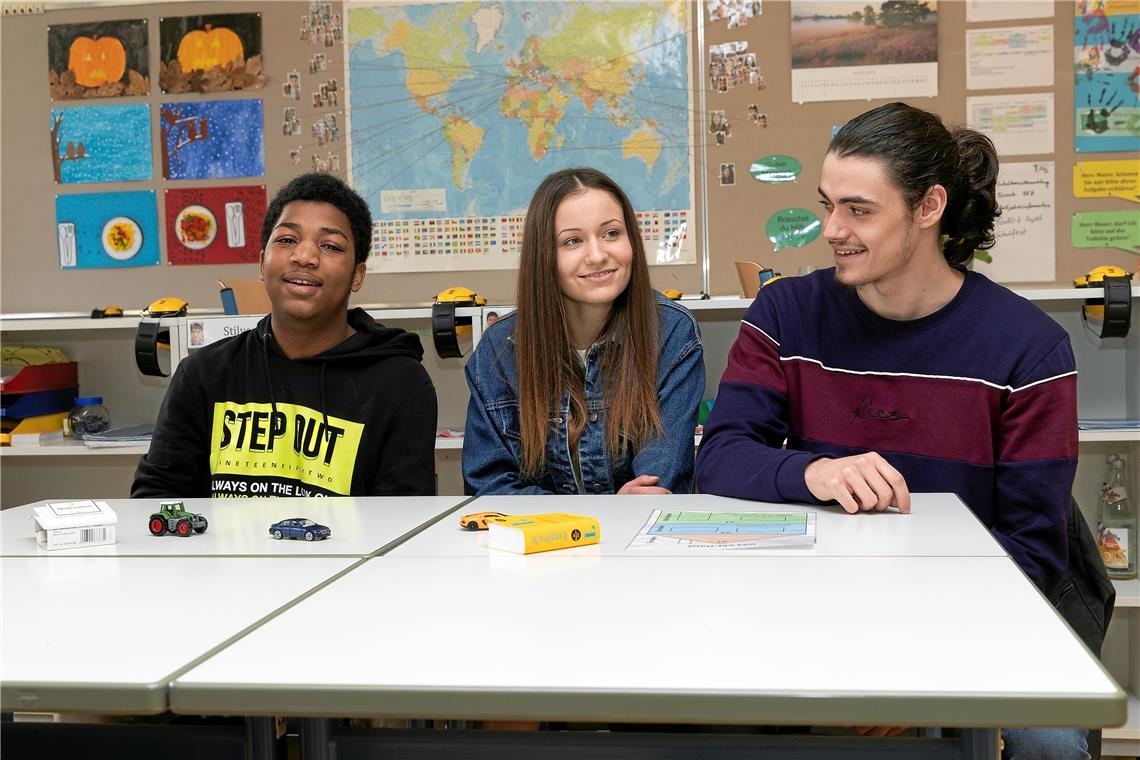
<box><xmin>347</xmin><ymin>2</ymin><xmax>692</xmax><ymax>271</ymax></box>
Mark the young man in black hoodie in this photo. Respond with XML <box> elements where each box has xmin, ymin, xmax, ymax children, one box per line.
<box><xmin>132</xmin><ymin>173</ymin><xmax>438</xmax><ymax>498</ymax></box>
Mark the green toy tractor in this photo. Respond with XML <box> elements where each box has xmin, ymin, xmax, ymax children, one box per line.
<box><xmin>147</xmin><ymin>500</ymin><xmax>208</xmax><ymax>537</ymax></box>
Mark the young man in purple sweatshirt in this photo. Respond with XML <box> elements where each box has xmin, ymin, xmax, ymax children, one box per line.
<box><xmin>696</xmin><ymin>103</ymin><xmax>1083</xmax><ymax>759</ymax></box>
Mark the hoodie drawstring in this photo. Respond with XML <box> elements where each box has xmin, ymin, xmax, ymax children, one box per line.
<box><xmin>262</xmin><ymin>336</ymin><xmax>279</xmax><ymax>420</ymax></box>
<box><xmin>319</xmin><ymin>362</ymin><xmax>331</xmax><ymax>441</ymax></box>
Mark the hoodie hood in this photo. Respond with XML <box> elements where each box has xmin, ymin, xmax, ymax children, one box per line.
<box><xmin>254</xmin><ymin>307</ymin><xmax>424</xmax><ymax>365</ymax></box>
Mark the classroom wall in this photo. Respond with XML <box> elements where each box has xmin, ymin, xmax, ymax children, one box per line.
<box><xmin>0</xmin><ymin>0</ymin><xmax>703</xmax><ymax>314</ymax></box>
<box><xmin>2</xmin><ymin>1</ymin><xmax>1134</xmax><ymax>317</ymax></box>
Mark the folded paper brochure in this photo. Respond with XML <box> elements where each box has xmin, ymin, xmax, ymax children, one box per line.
<box><xmin>487</xmin><ymin>512</ymin><xmax>600</xmax><ymax>554</ymax></box>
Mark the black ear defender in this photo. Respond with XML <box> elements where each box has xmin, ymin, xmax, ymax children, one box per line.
<box><xmin>1074</xmin><ymin>267</ymin><xmax>1133</xmax><ymax>339</ymax></box>
<box><xmin>134</xmin><ymin>298</ymin><xmax>188</xmax><ymax>377</ymax></box>
<box><xmin>431</xmin><ymin>287</ymin><xmax>486</xmax><ymax>359</ymax></box>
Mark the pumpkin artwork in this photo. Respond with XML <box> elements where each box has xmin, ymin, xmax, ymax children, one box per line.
<box><xmin>67</xmin><ymin>36</ymin><xmax>127</xmax><ymax>87</ymax></box>
<box><xmin>176</xmin><ymin>24</ymin><xmax>244</xmax><ymax>72</ymax></box>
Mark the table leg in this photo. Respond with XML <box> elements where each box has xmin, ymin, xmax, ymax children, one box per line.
<box><xmin>245</xmin><ymin>716</ymin><xmax>282</xmax><ymax>760</ymax></box>
<box><xmin>300</xmin><ymin>717</ymin><xmax>332</xmax><ymax>760</ymax></box>
<box><xmin>961</xmin><ymin>728</ymin><xmax>999</xmax><ymax>759</ymax></box>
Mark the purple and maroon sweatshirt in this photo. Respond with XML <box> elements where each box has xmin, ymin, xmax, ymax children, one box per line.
<box><xmin>695</xmin><ymin>268</ymin><xmax>1078</xmax><ymax>592</ymax></box>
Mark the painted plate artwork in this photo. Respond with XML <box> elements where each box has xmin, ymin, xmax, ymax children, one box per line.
<box><xmin>175</xmin><ymin>204</ymin><xmax>217</xmax><ymax>250</ymax></box>
<box><xmin>101</xmin><ymin>216</ymin><xmax>143</xmax><ymax>260</ymax></box>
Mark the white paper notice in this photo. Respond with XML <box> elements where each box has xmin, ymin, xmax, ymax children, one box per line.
<box><xmin>188</xmin><ymin>316</ymin><xmax>262</xmax><ymax>350</ymax></box>
<box><xmin>966</xmin><ymin>1</ymin><xmax>1054</xmax><ymax>23</ymax></box>
<box><xmin>966</xmin><ymin>93</ymin><xmax>1054</xmax><ymax>155</ymax></box>
<box><xmin>974</xmin><ymin>162</ymin><xmax>1055</xmax><ymax>283</ymax></box>
<box><xmin>967</xmin><ymin>25</ymin><xmax>1054</xmax><ymax>90</ymax></box>
<box><xmin>380</xmin><ymin>188</ymin><xmax>446</xmax><ymax>213</ymax></box>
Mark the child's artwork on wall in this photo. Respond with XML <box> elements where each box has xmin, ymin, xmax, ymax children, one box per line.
<box><xmin>49</xmin><ymin>104</ymin><xmax>152</xmax><ymax>184</ymax></box>
<box><xmin>159</xmin><ymin>13</ymin><xmax>265</xmax><ymax>93</ymax></box>
<box><xmin>1073</xmin><ymin>4</ymin><xmax>1140</xmax><ymax>153</ymax></box>
<box><xmin>160</xmin><ymin>99</ymin><xmax>265</xmax><ymax>180</ymax></box>
<box><xmin>165</xmin><ymin>185</ymin><xmax>267</xmax><ymax>265</ymax></box>
<box><xmin>55</xmin><ymin>190</ymin><xmax>159</xmax><ymax>269</ymax></box>
<box><xmin>48</xmin><ymin>19</ymin><xmax>149</xmax><ymax>100</ymax></box>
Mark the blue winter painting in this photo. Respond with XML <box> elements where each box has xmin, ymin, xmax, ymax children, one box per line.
<box><xmin>55</xmin><ymin>190</ymin><xmax>159</xmax><ymax>269</ymax></box>
<box><xmin>161</xmin><ymin>99</ymin><xmax>264</xmax><ymax>180</ymax></box>
<box><xmin>50</xmin><ymin>104</ymin><xmax>152</xmax><ymax>184</ymax></box>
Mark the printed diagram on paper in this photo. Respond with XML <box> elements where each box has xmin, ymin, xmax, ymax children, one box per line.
<box><xmin>628</xmin><ymin>510</ymin><xmax>816</xmax><ymax>551</ymax></box>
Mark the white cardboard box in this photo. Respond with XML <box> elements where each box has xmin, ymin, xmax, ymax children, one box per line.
<box><xmin>32</xmin><ymin>500</ymin><xmax>117</xmax><ymax>550</ymax></box>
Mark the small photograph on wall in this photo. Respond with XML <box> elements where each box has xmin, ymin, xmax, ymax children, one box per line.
<box><xmin>48</xmin><ymin>19</ymin><xmax>149</xmax><ymax>100</ymax></box>
<box><xmin>719</xmin><ymin>163</ymin><xmax>736</xmax><ymax>186</ymax></box>
<box><xmin>50</xmin><ymin>104</ymin><xmax>152</xmax><ymax>184</ymax></box>
<box><xmin>55</xmin><ymin>190</ymin><xmax>159</xmax><ymax>269</ymax></box>
<box><xmin>165</xmin><ymin>185</ymin><xmax>267</xmax><ymax>265</ymax></box>
<box><xmin>160</xmin><ymin>99</ymin><xmax>265</xmax><ymax>180</ymax></box>
<box><xmin>159</xmin><ymin>13</ymin><xmax>265</xmax><ymax>93</ymax></box>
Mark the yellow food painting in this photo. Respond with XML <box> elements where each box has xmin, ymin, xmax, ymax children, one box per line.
<box><xmin>107</xmin><ymin>221</ymin><xmax>135</xmax><ymax>252</ymax></box>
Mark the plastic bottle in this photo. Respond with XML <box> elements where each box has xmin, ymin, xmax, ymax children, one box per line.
<box><xmin>1097</xmin><ymin>455</ymin><xmax>1137</xmax><ymax>580</ymax></box>
<box><xmin>67</xmin><ymin>397</ymin><xmax>111</xmax><ymax>438</ymax></box>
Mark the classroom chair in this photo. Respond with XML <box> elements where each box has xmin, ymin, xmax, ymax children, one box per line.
<box><xmin>734</xmin><ymin>260</ymin><xmax>764</xmax><ymax>299</ymax></box>
<box><xmin>218</xmin><ymin>279</ymin><xmax>271</xmax><ymax>315</ymax></box>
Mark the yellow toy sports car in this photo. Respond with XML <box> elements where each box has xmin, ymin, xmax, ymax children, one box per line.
<box><xmin>459</xmin><ymin>511</ymin><xmax>509</xmax><ymax>531</ymax></box>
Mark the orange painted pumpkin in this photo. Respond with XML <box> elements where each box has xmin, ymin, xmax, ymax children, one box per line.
<box><xmin>68</xmin><ymin>36</ymin><xmax>127</xmax><ymax>87</ymax></box>
<box><xmin>176</xmin><ymin>25</ymin><xmax>244</xmax><ymax>72</ymax></box>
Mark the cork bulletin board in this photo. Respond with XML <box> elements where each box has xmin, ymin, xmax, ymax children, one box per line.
<box><xmin>697</xmin><ymin>1</ymin><xmax>1137</xmax><ymax>298</ymax></box>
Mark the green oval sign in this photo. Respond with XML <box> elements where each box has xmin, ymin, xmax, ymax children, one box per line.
<box><xmin>766</xmin><ymin>207</ymin><xmax>821</xmax><ymax>251</ymax></box>
<box><xmin>750</xmin><ymin>155</ymin><xmax>802</xmax><ymax>183</ymax></box>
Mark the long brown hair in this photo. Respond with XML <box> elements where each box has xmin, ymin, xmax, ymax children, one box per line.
<box><xmin>515</xmin><ymin>167</ymin><xmax>662</xmax><ymax>478</ymax></box>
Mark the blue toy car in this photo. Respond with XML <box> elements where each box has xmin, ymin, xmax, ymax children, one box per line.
<box><xmin>269</xmin><ymin>518</ymin><xmax>332</xmax><ymax>541</ymax></box>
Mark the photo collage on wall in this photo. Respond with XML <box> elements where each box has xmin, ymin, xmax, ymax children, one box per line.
<box><xmin>707</xmin><ymin>31</ymin><xmax>769</xmax><ymax>195</ymax></box>
<box><xmin>50</xmin><ymin>13</ymin><xmax>267</xmax><ymax>269</ymax></box>
<box><xmin>286</xmin><ymin>1</ymin><xmax>344</xmax><ymax>175</ymax></box>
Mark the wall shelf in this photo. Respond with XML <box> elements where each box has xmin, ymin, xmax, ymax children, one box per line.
<box><xmin>1</xmin><ymin>437</ymin><xmax>468</xmax><ymax>457</ymax></box>
<box><xmin>1113</xmin><ymin>578</ymin><xmax>1140</xmax><ymax>608</ymax></box>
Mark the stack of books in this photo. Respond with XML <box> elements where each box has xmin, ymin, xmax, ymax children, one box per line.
<box><xmin>1</xmin><ymin>349</ymin><xmax>78</xmax><ymax>446</ymax></box>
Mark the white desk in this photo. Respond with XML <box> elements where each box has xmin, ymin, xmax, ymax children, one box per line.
<box><xmin>0</xmin><ymin>556</ymin><xmax>356</xmax><ymax>713</ymax></box>
<box><xmin>1</xmin><ymin>496</ymin><xmax>469</xmax><ymax>558</ymax></box>
<box><xmin>389</xmin><ymin>493</ymin><xmax>1006</xmax><ymax>558</ymax></box>
<box><xmin>169</xmin><ymin>553</ymin><xmax>1123</xmax><ymax>728</ymax></box>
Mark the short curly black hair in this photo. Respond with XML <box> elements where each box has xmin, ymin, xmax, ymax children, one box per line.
<box><xmin>260</xmin><ymin>173</ymin><xmax>373</xmax><ymax>264</ymax></box>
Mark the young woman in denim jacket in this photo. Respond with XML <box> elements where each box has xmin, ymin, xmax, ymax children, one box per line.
<box><xmin>463</xmin><ymin>168</ymin><xmax>704</xmax><ymax>496</ymax></box>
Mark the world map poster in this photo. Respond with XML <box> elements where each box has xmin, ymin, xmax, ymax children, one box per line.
<box><xmin>347</xmin><ymin>2</ymin><xmax>694</xmax><ymax>272</ymax></box>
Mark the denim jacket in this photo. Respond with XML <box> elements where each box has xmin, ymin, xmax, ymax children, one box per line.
<box><xmin>463</xmin><ymin>292</ymin><xmax>704</xmax><ymax>495</ymax></box>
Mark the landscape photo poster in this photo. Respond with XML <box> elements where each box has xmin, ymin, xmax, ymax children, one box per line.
<box><xmin>49</xmin><ymin>104</ymin><xmax>152</xmax><ymax>184</ymax></box>
<box><xmin>790</xmin><ymin>0</ymin><xmax>938</xmax><ymax>103</ymax></box>
<box><xmin>55</xmin><ymin>190</ymin><xmax>159</xmax><ymax>270</ymax></box>
<box><xmin>165</xmin><ymin>185</ymin><xmax>267</xmax><ymax>265</ymax></box>
<box><xmin>48</xmin><ymin>19</ymin><xmax>149</xmax><ymax>100</ymax></box>
<box><xmin>159</xmin><ymin>12</ymin><xmax>265</xmax><ymax>93</ymax></box>
<box><xmin>160</xmin><ymin>99</ymin><xmax>265</xmax><ymax>180</ymax></box>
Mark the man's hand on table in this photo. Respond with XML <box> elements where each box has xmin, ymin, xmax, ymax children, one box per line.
<box><xmin>805</xmin><ymin>453</ymin><xmax>911</xmax><ymax>514</ymax></box>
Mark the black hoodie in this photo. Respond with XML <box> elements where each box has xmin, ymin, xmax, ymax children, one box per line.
<box><xmin>132</xmin><ymin>308</ymin><xmax>437</xmax><ymax>498</ymax></box>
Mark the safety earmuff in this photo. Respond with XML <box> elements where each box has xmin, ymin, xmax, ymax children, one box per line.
<box><xmin>1080</xmin><ymin>275</ymin><xmax>1132</xmax><ymax>339</ymax></box>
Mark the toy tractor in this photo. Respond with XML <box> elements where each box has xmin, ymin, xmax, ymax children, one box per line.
<box><xmin>147</xmin><ymin>500</ymin><xmax>208</xmax><ymax>537</ymax></box>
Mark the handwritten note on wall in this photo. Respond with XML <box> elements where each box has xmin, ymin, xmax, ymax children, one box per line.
<box><xmin>974</xmin><ymin>161</ymin><xmax>1055</xmax><ymax>283</ymax></box>
<box><xmin>1073</xmin><ymin>160</ymin><xmax>1140</xmax><ymax>202</ymax></box>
